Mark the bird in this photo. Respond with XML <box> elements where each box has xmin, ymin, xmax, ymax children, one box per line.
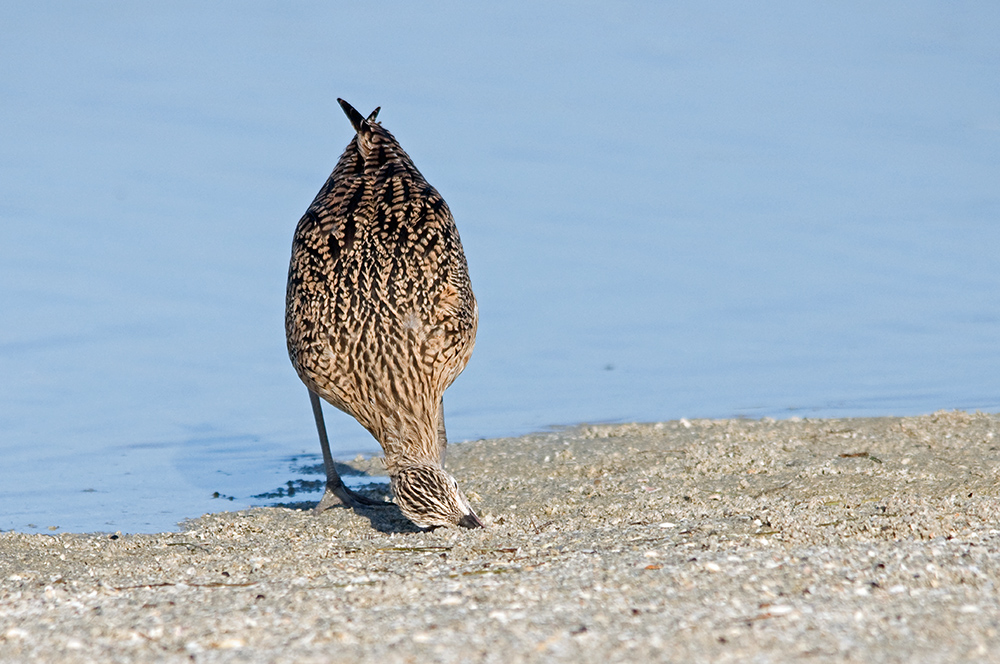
<box><xmin>285</xmin><ymin>99</ymin><xmax>483</xmax><ymax>530</ymax></box>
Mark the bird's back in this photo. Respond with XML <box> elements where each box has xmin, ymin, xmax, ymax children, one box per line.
<box><xmin>286</xmin><ymin>106</ymin><xmax>477</xmax><ymax>469</ymax></box>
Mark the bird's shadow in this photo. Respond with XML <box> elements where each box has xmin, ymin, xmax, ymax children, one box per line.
<box><xmin>254</xmin><ymin>459</ymin><xmax>424</xmax><ymax>534</ymax></box>
<box><xmin>347</xmin><ymin>502</ymin><xmax>427</xmax><ymax>534</ymax></box>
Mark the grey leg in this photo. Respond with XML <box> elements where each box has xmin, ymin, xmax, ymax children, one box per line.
<box><xmin>436</xmin><ymin>397</ymin><xmax>448</xmax><ymax>466</ymax></box>
<box><xmin>309</xmin><ymin>389</ymin><xmax>385</xmax><ymax>512</ymax></box>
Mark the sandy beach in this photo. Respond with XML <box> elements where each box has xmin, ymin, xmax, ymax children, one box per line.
<box><xmin>2</xmin><ymin>410</ymin><xmax>1000</xmax><ymax>662</ymax></box>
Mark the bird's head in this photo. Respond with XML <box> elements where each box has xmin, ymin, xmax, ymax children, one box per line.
<box><xmin>391</xmin><ymin>464</ymin><xmax>484</xmax><ymax>530</ymax></box>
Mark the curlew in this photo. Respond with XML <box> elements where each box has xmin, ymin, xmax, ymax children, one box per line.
<box><xmin>285</xmin><ymin>99</ymin><xmax>482</xmax><ymax>529</ymax></box>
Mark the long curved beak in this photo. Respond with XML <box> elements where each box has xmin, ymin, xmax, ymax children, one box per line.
<box><xmin>458</xmin><ymin>512</ymin><xmax>484</xmax><ymax>529</ymax></box>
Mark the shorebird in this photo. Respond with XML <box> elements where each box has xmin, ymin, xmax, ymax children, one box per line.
<box><xmin>285</xmin><ymin>99</ymin><xmax>483</xmax><ymax>529</ymax></box>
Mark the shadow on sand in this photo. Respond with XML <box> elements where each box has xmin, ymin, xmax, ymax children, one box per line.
<box><xmin>253</xmin><ymin>459</ymin><xmax>424</xmax><ymax>534</ymax></box>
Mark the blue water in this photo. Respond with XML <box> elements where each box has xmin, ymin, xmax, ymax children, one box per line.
<box><xmin>2</xmin><ymin>2</ymin><xmax>998</xmax><ymax>533</ymax></box>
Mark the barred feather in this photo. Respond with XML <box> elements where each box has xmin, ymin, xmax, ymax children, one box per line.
<box><xmin>286</xmin><ymin>99</ymin><xmax>481</xmax><ymax>529</ymax></box>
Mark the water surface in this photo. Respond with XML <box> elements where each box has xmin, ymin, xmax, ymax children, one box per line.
<box><xmin>1</xmin><ymin>3</ymin><xmax>997</xmax><ymax>532</ymax></box>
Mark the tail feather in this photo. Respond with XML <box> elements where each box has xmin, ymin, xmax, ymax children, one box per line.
<box><xmin>337</xmin><ymin>98</ymin><xmax>384</xmax><ymax>162</ymax></box>
<box><xmin>337</xmin><ymin>98</ymin><xmax>380</xmax><ymax>132</ymax></box>
<box><xmin>337</xmin><ymin>98</ymin><xmax>365</xmax><ymax>132</ymax></box>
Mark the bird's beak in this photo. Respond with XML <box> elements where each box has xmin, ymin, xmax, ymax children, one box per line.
<box><xmin>458</xmin><ymin>512</ymin><xmax>484</xmax><ymax>529</ymax></box>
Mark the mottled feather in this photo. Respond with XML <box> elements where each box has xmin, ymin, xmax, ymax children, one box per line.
<box><xmin>286</xmin><ymin>99</ymin><xmax>480</xmax><ymax>528</ymax></box>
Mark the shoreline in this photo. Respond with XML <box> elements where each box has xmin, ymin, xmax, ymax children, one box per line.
<box><xmin>3</xmin><ymin>410</ymin><xmax>1000</xmax><ymax>662</ymax></box>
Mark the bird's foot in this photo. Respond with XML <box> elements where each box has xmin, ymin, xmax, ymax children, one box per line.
<box><xmin>313</xmin><ymin>483</ymin><xmax>390</xmax><ymax>514</ymax></box>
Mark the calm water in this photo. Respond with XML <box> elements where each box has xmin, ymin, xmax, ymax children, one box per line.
<box><xmin>2</xmin><ymin>3</ymin><xmax>998</xmax><ymax>533</ymax></box>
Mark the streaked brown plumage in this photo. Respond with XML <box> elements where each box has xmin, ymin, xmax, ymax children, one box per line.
<box><xmin>285</xmin><ymin>99</ymin><xmax>482</xmax><ymax>529</ymax></box>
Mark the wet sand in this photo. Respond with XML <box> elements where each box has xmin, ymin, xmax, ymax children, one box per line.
<box><xmin>2</xmin><ymin>410</ymin><xmax>1000</xmax><ymax>662</ymax></box>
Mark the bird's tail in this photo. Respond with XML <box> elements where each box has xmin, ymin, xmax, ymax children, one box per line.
<box><xmin>337</xmin><ymin>98</ymin><xmax>379</xmax><ymax>131</ymax></box>
<box><xmin>337</xmin><ymin>98</ymin><xmax>382</xmax><ymax>161</ymax></box>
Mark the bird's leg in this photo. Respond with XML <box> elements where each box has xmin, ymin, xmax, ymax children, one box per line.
<box><xmin>309</xmin><ymin>389</ymin><xmax>386</xmax><ymax>512</ymax></box>
<box><xmin>435</xmin><ymin>396</ymin><xmax>448</xmax><ymax>466</ymax></box>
